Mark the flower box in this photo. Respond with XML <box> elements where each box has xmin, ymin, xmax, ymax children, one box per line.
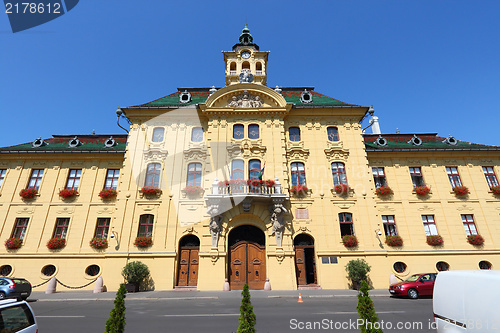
<box><xmin>491</xmin><ymin>185</ymin><xmax>500</xmax><ymax>195</ymax></box>
<box><xmin>290</xmin><ymin>185</ymin><xmax>308</xmax><ymax>196</ymax></box>
<box><xmin>334</xmin><ymin>184</ymin><xmax>350</xmax><ymax>195</ymax></box>
<box><xmin>414</xmin><ymin>186</ymin><xmax>431</xmax><ymax>196</ymax></box>
<box><xmin>265</xmin><ymin>179</ymin><xmax>276</xmax><ymax>187</ymax></box>
<box><xmin>426</xmin><ymin>235</ymin><xmax>444</xmax><ymax>246</ymax></box>
<box><xmin>452</xmin><ymin>186</ymin><xmax>469</xmax><ymax>196</ymax></box>
<box><xmin>19</xmin><ymin>188</ymin><xmax>38</xmax><ymax>199</ymax></box>
<box><xmin>47</xmin><ymin>238</ymin><xmax>66</xmax><ymax>250</ymax></box>
<box><xmin>99</xmin><ymin>188</ymin><xmax>117</xmax><ymax>199</ymax></box>
<box><xmin>140</xmin><ymin>186</ymin><xmax>162</xmax><ymax>196</ymax></box>
<box><xmin>183</xmin><ymin>185</ymin><xmax>204</xmax><ymax>196</ymax></box>
<box><xmin>4</xmin><ymin>238</ymin><xmax>22</xmax><ymax>250</ymax></box>
<box><xmin>385</xmin><ymin>235</ymin><xmax>403</xmax><ymax>247</ymax></box>
<box><xmin>59</xmin><ymin>188</ymin><xmax>79</xmax><ymax>198</ymax></box>
<box><xmin>467</xmin><ymin>234</ymin><xmax>484</xmax><ymax>246</ymax></box>
<box><xmin>247</xmin><ymin>179</ymin><xmax>264</xmax><ymax>187</ymax></box>
<box><xmin>90</xmin><ymin>237</ymin><xmax>108</xmax><ymax>249</ymax></box>
<box><xmin>134</xmin><ymin>236</ymin><xmax>153</xmax><ymax>248</ymax></box>
<box><xmin>342</xmin><ymin>235</ymin><xmax>358</xmax><ymax>247</ymax></box>
<box><xmin>375</xmin><ymin>186</ymin><xmax>393</xmax><ymax>196</ymax></box>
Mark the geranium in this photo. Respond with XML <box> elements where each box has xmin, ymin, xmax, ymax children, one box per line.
<box><xmin>134</xmin><ymin>236</ymin><xmax>153</xmax><ymax>248</ymax></box>
<box><xmin>375</xmin><ymin>186</ymin><xmax>393</xmax><ymax>196</ymax></box>
<box><xmin>290</xmin><ymin>185</ymin><xmax>308</xmax><ymax>196</ymax></box>
<box><xmin>90</xmin><ymin>237</ymin><xmax>108</xmax><ymax>249</ymax></box>
<box><xmin>218</xmin><ymin>180</ymin><xmax>229</xmax><ymax>187</ymax></box>
<box><xmin>99</xmin><ymin>188</ymin><xmax>117</xmax><ymax>199</ymax></box>
<box><xmin>453</xmin><ymin>186</ymin><xmax>469</xmax><ymax>196</ymax></box>
<box><xmin>247</xmin><ymin>179</ymin><xmax>264</xmax><ymax>187</ymax></box>
<box><xmin>59</xmin><ymin>188</ymin><xmax>78</xmax><ymax>198</ymax></box>
<box><xmin>4</xmin><ymin>238</ymin><xmax>22</xmax><ymax>250</ymax></box>
<box><xmin>19</xmin><ymin>188</ymin><xmax>38</xmax><ymax>199</ymax></box>
<box><xmin>183</xmin><ymin>185</ymin><xmax>204</xmax><ymax>196</ymax></box>
<box><xmin>426</xmin><ymin>235</ymin><xmax>444</xmax><ymax>246</ymax></box>
<box><xmin>342</xmin><ymin>235</ymin><xmax>358</xmax><ymax>247</ymax></box>
<box><xmin>47</xmin><ymin>238</ymin><xmax>66</xmax><ymax>250</ymax></box>
<box><xmin>334</xmin><ymin>184</ymin><xmax>350</xmax><ymax>195</ymax></box>
<box><xmin>385</xmin><ymin>235</ymin><xmax>403</xmax><ymax>247</ymax></box>
<box><xmin>229</xmin><ymin>179</ymin><xmax>246</xmax><ymax>186</ymax></box>
<box><xmin>265</xmin><ymin>179</ymin><xmax>276</xmax><ymax>187</ymax></box>
<box><xmin>467</xmin><ymin>234</ymin><xmax>484</xmax><ymax>246</ymax></box>
<box><xmin>414</xmin><ymin>186</ymin><xmax>431</xmax><ymax>196</ymax></box>
<box><xmin>491</xmin><ymin>185</ymin><xmax>500</xmax><ymax>195</ymax></box>
<box><xmin>140</xmin><ymin>186</ymin><xmax>162</xmax><ymax>196</ymax></box>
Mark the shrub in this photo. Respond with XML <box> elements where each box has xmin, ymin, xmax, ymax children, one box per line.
<box><xmin>290</xmin><ymin>185</ymin><xmax>308</xmax><ymax>196</ymax></box>
<box><xmin>385</xmin><ymin>235</ymin><xmax>403</xmax><ymax>247</ymax></box>
<box><xmin>342</xmin><ymin>235</ymin><xmax>358</xmax><ymax>247</ymax></box>
<box><xmin>357</xmin><ymin>280</ymin><xmax>383</xmax><ymax>333</ymax></box>
<box><xmin>90</xmin><ymin>237</ymin><xmax>108</xmax><ymax>249</ymax></box>
<box><xmin>121</xmin><ymin>261</ymin><xmax>150</xmax><ymax>285</ymax></box>
<box><xmin>19</xmin><ymin>188</ymin><xmax>38</xmax><ymax>199</ymax></box>
<box><xmin>104</xmin><ymin>284</ymin><xmax>126</xmax><ymax>333</ymax></box>
<box><xmin>467</xmin><ymin>234</ymin><xmax>484</xmax><ymax>246</ymax></box>
<box><xmin>59</xmin><ymin>188</ymin><xmax>78</xmax><ymax>198</ymax></box>
<box><xmin>134</xmin><ymin>236</ymin><xmax>153</xmax><ymax>248</ymax></box>
<box><xmin>345</xmin><ymin>259</ymin><xmax>371</xmax><ymax>288</ymax></box>
<box><xmin>4</xmin><ymin>238</ymin><xmax>22</xmax><ymax>250</ymax></box>
<box><xmin>140</xmin><ymin>186</ymin><xmax>162</xmax><ymax>196</ymax></box>
<box><xmin>237</xmin><ymin>283</ymin><xmax>256</xmax><ymax>333</ymax></box>
<box><xmin>99</xmin><ymin>189</ymin><xmax>118</xmax><ymax>199</ymax></box>
<box><xmin>491</xmin><ymin>185</ymin><xmax>500</xmax><ymax>195</ymax></box>
<box><xmin>427</xmin><ymin>235</ymin><xmax>444</xmax><ymax>246</ymax></box>
<box><xmin>334</xmin><ymin>184</ymin><xmax>350</xmax><ymax>195</ymax></box>
<box><xmin>414</xmin><ymin>186</ymin><xmax>431</xmax><ymax>196</ymax></box>
<box><xmin>453</xmin><ymin>186</ymin><xmax>469</xmax><ymax>196</ymax></box>
<box><xmin>375</xmin><ymin>186</ymin><xmax>393</xmax><ymax>196</ymax></box>
<box><xmin>47</xmin><ymin>238</ymin><xmax>66</xmax><ymax>250</ymax></box>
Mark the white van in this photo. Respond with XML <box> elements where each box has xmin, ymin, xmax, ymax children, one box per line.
<box><xmin>433</xmin><ymin>270</ymin><xmax>500</xmax><ymax>332</ymax></box>
<box><xmin>0</xmin><ymin>299</ymin><xmax>38</xmax><ymax>333</ymax></box>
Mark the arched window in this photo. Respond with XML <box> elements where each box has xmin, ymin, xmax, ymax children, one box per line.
<box><xmin>145</xmin><ymin>163</ymin><xmax>161</xmax><ymax>187</ymax></box>
<box><xmin>256</xmin><ymin>62</ymin><xmax>263</xmax><ymax>75</ymax></box>
<box><xmin>191</xmin><ymin>127</ymin><xmax>203</xmax><ymax>142</ymax></box>
<box><xmin>152</xmin><ymin>128</ymin><xmax>164</xmax><ymax>142</ymax></box>
<box><xmin>290</xmin><ymin>162</ymin><xmax>306</xmax><ymax>186</ymax></box>
<box><xmin>242</xmin><ymin>61</ymin><xmax>250</xmax><ymax>70</ymax></box>
<box><xmin>339</xmin><ymin>212</ymin><xmax>354</xmax><ymax>236</ymax></box>
<box><xmin>138</xmin><ymin>214</ymin><xmax>154</xmax><ymax>237</ymax></box>
<box><xmin>231</xmin><ymin>160</ymin><xmax>244</xmax><ymax>180</ymax></box>
<box><xmin>289</xmin><ymin>127</ymin><xmax>301</xmax><ymax>142</ymax></box>
<box><xmin>233</xmin><ymin>124</ymin><xmax>244</xmax><ymax>139</ymax></box>
<box><xmin>248</xmin><ymin>124</ymin><xmax>259</xmax><ymax>139</ymax></box>
<box><xmin>249</xmin><ymin>160</ymin><xmax>261</xmax><ymax>179</ymax></box>
<box><xmin>327</xmin><ymin>127</ymin><xmax>339</xmax><ymax>141</ymax></box>
<box><xmin>229</xmin><ymin>62</ymin><xmax>236</xmax><ymax>75</ymax></box>
<box><xmin>331</xmin><ymin>162</ymin><xmax>347</xmax><ymax>185</ymax></box>
<box><xmin>187</xmin><ymin>163</ymin><xmax>202</xmax><ymax>186</ymax></box>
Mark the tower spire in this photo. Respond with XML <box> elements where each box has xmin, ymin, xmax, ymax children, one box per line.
<box><xmin>232</xmin><ymin>24</ymin><xmax>259</xmax><ymax>51</ymax></box>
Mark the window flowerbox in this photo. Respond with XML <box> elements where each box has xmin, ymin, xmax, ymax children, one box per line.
<box><xmin>4</xmin><ymin>238</ymin><xmax>22</xmax><ymax>250</ymax></box>
<box><xmin>265</xmin><ymin>179</ymin><xmax>276</xmax><ymax>187</ymax></box>
<box><xmin>414</xmin><ymin>186</ymin><xmax>431</xmax><ymax>196</ymax></box>
<box><xmin>334</xmin><ymin>184</ymin><xmax>350</xmax><ymax>196</ymax></box>
<box><xmin>342</xmin><ymin>235</ymin><xmax>358</xmax><ymax>247</ymax></box>
<box><xmin>140</xmin><ymin>186</ymin><xmax>162</xmax><ymax>196</ymax></box>
<box><xmin>183</xmin><ymin>185</ymin><xmax>204</xmax><ymax>197</ymax></box>
<box><xmin>290</xmin><ymin>185</ymin><xmax>308</xmax><ymax>196</ymax></box>
<box><xmin>19</xmin><ymin>188</ymin><xmax>38</xmax><ymax>199</ymax></box>
<box><xmin>385</xmin><ymin>235</ymin><xmax>403</xmax><ymax>247</ymax></box>
<box><xmin>491</xmin><ymin>185</ymin><xmax>500</xmax><ymax>196</ymax></box>
<box><xmin>47</xmin><ymin>237</ymin><xmax>66</xmax><ymax>250</ymax></box>
<box><xmin>99</xmin><ymin>188</ymin><xmax>117</xmax><ymax>199</ymax></box>
<box><xmin>452</xmin><ymin>186</ymin><xmax>469</xmax><ymax>196</ymax></box>
<box><xmin>89</xmin><ymin>237</ymin><xmax>108</xmax><ymax>249</ymax></box>
<box><xmin>134</xmin><ymin>236</ymin><xmax>153</xmax><ymax>248</ymax></box>
<box><xmin>426</xmin><ymin>235</ymin><xmax>444</xmax><ymax>246</ymax></box>
<box><xmin>375</xmin><ymin>186</ymin><xmax>393</xmax><ymax>196</ymax></box>
<box><xmin>467</xmin><ymin>234</ymin><xmax>484</xmax><ymax>246</ymax></box>
<box><xmin>59</xmin><ymin>188</ymin><xmax>79</xmax><ymax>199</ymax></box>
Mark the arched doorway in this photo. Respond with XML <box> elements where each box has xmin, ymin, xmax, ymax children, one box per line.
<box><xmin>294</xmin><ymin>234</ymin><xmax>317</xmax><ymax>287</ymax></box>
<box><xmin>176</xmin><ymin>235</ymin><xmax>200</xmax><ymax>287</ymax></box>
<box><xmin>228</xmin><ymin>225</ymin><xmax>266</xmax><ymax>290</ymax></box>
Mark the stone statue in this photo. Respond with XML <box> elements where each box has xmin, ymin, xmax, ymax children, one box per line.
<box><xmin>207</xmin><ymin>205</ymin><xmax>222</xmax><ymax>247</ymax></box>
<box><xmin>271</xmin><ymin>204</ymin><xmax>287</xmax><ymax>247</ymax></box>
<box><xmin>227</xmin><ymin>91</ymin><xmax>263</xmax><ymax>108</ymax></box>
<box><xmin>228</xmin><ymin>96</ymin><xmax>239</xmax><ymax>108</ymax></box>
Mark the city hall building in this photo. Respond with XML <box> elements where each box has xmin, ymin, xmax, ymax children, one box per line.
<box><xmin>1</xmin><ymin>26</ymin><xmax>499</xmax><ymax>291</ymax></box>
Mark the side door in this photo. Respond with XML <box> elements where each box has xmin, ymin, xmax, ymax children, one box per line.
<box><xmin>295</xmin><ymin>247</ymin><xmax>307</xmax><ymax>286</ymax></box>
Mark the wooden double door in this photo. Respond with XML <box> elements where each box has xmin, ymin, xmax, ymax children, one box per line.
<box><xmin>229</xmin><ymin>241</ymin><xmax>266</xmax><ymax>290</ymax></box>
<box><xmin>176</xmin><ymin>246</ymin><xmax>199</xmax><ymax>287</ymax></box>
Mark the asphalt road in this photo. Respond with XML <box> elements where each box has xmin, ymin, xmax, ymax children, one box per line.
<box><xmin>29</xmin><ymin>294</ymin><xmax>436</xmax><ymax>332</ymax></box>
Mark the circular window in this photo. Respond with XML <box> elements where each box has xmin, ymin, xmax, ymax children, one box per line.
<box><xmin>104</xmin><ymin>137</ymin><xmax>116</xmax><ymax>148</ymax></box>
<box><xmin>68</xmin><ymin>137</ymin><xmax>80</xmax><ymax>148</ymax></box>
<box><xmin>41</xmin><ymin>264</ymin><xmax>56</xmax><ymax>277</ymax></box>
<box><xmin>409</xmin><ymin>135</ymin><xmax>422</xmax><ymax>146</ymax></box>
<box><xmin>179</xmin><ymin>91</ymin><xmax>191</xmax><ymax>104</ymax></box>
<box><xmin>0</xmin><ymin>265</ymin><xmax>12</xmax><ymax>276</ymax></box>
<box><xmin>479</xmin><ymin>261</ymin><xmax>492</xmax><ymax>270</ymax></box>
<box><xmin>300</xmin><ymin>90</ymin><xmax>313</xmax><ymax>104</ymax></box>
<box><xmin>393</xmin><ymin>262</ymin><xmax>407</xmax><ymax>273</ymax></box>
<box><xmin>436</xmin><ymin>261</ymin><xmax>449</xmax><ymax>271</ymax></box>
<box><xmin>375</xmin><ymin>136</ymin><xmax>387</xmax><ymax>146</ymax></box>
<box><xmin>85</xmin><ymin>265</ymin><xmax>100</xmax><ymax>277</ymax></box>
<box><xmin>32</xmin><ymin>137</ymin><xmax>45</xmax><ymax>148</ymax></box>
<box><xmin>444</xmin><ymin>136</ymin><xmax>457</xmax><ymax>145</ymax></box>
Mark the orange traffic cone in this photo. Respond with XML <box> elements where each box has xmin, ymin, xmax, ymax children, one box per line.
<box><xmin>297</xmin><ymin>293</ymin><xmax>303</xmax><ymax>303</ymax></box>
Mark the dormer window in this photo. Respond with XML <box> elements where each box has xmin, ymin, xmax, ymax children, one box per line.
<box><xmin>300</xmin><ymin>90</ymin><xmax>313</xmax><ymax>103</ymax></box>
<box><xmin>179</xmin><ymin>91</ymin><xmax>191</xmax><ymax>104</ymax></box>
<box><xmin>68</xmin><ymin>136</ymin><xmax>81</xmax><ymax>148</ymax></box>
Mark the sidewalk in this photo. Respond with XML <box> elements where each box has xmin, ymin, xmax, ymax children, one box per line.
<box><xmin>30</xmin><ymin>288</ymin><xmax>390</xmax><ymax>302</ymax></box>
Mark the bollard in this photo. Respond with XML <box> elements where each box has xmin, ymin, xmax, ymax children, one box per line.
<box><xmin>45</xmin><ymin>277</ymin><xmax>57</xmax><ymax>294</ymax></box>
<box><xmin>264</xmin><ymin>278</ymin><xmax>271</xmax><ymax>291</ymax></box>
<box><xmin>93</xmin><ymin>276</ymin><xmax>103</xmax><ymax>293</ymax></box>
<box><xmin>223</xmin><ymin>278</ymin><xmax>230</xmax><ymax>291</ymax></box>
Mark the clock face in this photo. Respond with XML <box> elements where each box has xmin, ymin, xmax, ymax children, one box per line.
<box><xmin>241</xmin><ymin>51</ymin><xmax>251</xmax><ymax>59</ymax></box>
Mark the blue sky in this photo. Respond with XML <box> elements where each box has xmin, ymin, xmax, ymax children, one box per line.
<box><xmin>1</xmin><ymin>0</ymin><xmax>499</xmax><ymax>147</ymax></box>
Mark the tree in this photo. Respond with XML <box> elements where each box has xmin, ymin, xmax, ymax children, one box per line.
<box><xmin>357</xmin><ymin>280</ymin><xmax>383</xmax><ymax>333</ymax></box>
<box><xmin>104</xmin><ymin>284</ymin><xmax>126</xmax><ymax>333</ymax></box>
<box><xmin>237</xmin><ymin>284</ymin><xmax>256</xmax><ymax>333</ymax></box>
<box><xmin>345</xmin><ymin>259</ymin><xmax>371</xmax><ymax>289</ymax></box>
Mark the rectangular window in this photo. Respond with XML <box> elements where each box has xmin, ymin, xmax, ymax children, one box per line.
<box><xmin>248</xmin><ymin>124</ymin><xmax>259</xmax><ymax>139</ymax></box>
<box><xmin>382</xmin><ymin>215</ymin><xmax>397</xmax><ymax>236</ymax></box>
<box><xmin>327</xmin><ymin>127</ymin><xmax>339</xmax><ymax>142</ymax></box>
<box><xmin>461</xmin><ymin>214</ymin><xmax>478</xmax><ymax>236</ymax></box>
<box><xmin>53</xmin><ymin>218</ymin><xmax>70</xmax><ymax>239</ymax></box>
<box><xmin>105</xmin><ymin>169</ymin><xmax>120</xmax><ymax>190</ymax></box>
<box><xmin>482</xmin><ymin>167</ymin><xmax>499</xmax><ymax>188</ymax></box>
<box><xmin>339</xmin><ymin>212</ymin><xmax>354</xmax><ymax>236</ymax></box>
<box><xmin>331</xmin><ymin>162</ymin><xmax>347</xmax><ymax>186</ymax></box>
<box><xmin>0</xmin><ymin>169</ymin><xmax>6</xmax><ymax>188</ymax></box>
<box><xmin>289</xmin><ymin>127</ymin><xmax>301</xmax><ymax>142</ymax></box>
<box><xmin>191</xmin><ymin>127</ymin><xmax>203</xmax><ymax>142</ymax></box>
<box><xmin>422</xmin><ymin>215</ymin><xmax>438</xmax><ymax>236</ymax></box>
<box><xmin>66</xmin><ymin>169</ymin><xmax>82</xmax><ymax>190</ymax></box>
<box><xmin>233</xmin><ymin>124</ymin><xmax>244</xmax><ymax>139</ymax></box>
<box><xmin>187</xmin><ymin>163</ymin><xmax>202</xmax><ymax>186</ymax></box>
<box><xmin>152</xmin><ymin>127</ymin><xmax>164</xmax><ymax>142</ymax></box>
<box><xmin>28</xmin><ymin>169</ymin><xmax>44</xmax><ymax>190</ymax></box>
<box><xmin>11</xmin><ymin>218</ymin><xmax>29</xmax><ymax>239</ymax></box>
<box><xmin>145</xmin><ymin>163</ymin><xmax>161</xmax><ymax>187</ymax></box>
<box><xmin>409</xmin><ymin>167</ymin><xmax>425</xmax><ymax>187</ymax></box>
<box><xmin>138</xmin><ymin>214</ymin><xmax>154</xmax><ymax>237</ymax></box>
<box><xmin>94</xmin><ymin>218</ymin><xmax>110</xmax><ymax>238</ymax></box>
<box><xmin>446</xmin><ymin>167</ymin><xmax>462</xmax><ymax>188</ymax></box>
<box><xmin>248</xmin><ymin>159</ymin><xmax>261</xmax><ymax>180</ymax></box>
<box><xmin>290</xmin><ymin>162</ymin><xmax>306</xmax><ymax>186</ymax></box>
<box><xmin>231</xmin><ymin>160</ymin><xmax>244</xmax><ymax>180</ymax></box>
<box><xmin>372</xmin><ymin>167</ymin><xmax>387</xmax><ymax>188</ymax></box>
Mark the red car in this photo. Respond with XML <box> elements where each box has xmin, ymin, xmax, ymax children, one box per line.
<box><xmin>389</xmin><ymin>273</ymin><xmax>437</xmax><ymax>299</ymax></box>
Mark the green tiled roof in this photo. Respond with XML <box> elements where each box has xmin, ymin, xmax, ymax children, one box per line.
<box><xmin>130</xmin><ymin>87</ymin><xmax>358</xmax><ymax>108</ymax></box>
<box><xmin>0</xmin><ymin>135</ymin><xmax>127</xmax><ymax>153</ymax></box>
<box><xmin>364</xmin><ymin>134</ymin><xmax>500</xmax><ymax>151</ymax></box>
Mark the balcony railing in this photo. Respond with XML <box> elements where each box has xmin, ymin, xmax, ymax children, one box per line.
<box><xmin>210</xmin><ymin>178</ymin><xmax>283</xmax><ymax>196</ymax></box>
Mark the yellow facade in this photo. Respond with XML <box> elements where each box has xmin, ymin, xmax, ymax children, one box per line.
<box><xmin>1</xmin><ymin>27</ymin><xmax>499</xmax><ymax>291</ymax></box>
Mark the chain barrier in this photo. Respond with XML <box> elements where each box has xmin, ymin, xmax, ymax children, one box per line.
<box><xmin>56</xmin><ymin>278</ymin><xmax>98</xmax><ymax>289</ymax></box>
<box><xmin>32</xmin><ymin>279</ymin><xmax>50</xmax><ymax>288</ymax></box>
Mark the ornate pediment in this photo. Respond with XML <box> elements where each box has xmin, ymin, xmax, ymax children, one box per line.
<box><xmin>286</xmin><ymin>146</ymin><xmax>310</xmax><ymax>161</ymax></box>
<box><xmin>183</xmin><ymin>147</ymin><xmax>208</xmax><ymax>162</ymax></box>
<box><xmin>144</xmin><ymin>148</ymin><xmax>168</xmax><ymax>162</ymax></box>
<box><xmin>324</xmin><ymin>147</ymin><xmax>349</xmax><ymax>162</ymax></box>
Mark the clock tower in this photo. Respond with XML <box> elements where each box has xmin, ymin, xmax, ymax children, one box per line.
<box><xmin>223</xmin><ymin>24</ymin><xmax>269</xmax><ymax>86</ymax></box>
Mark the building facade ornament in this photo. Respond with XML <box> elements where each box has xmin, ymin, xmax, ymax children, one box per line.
<box><xmin>228</xmin><ymin>91</ymin><xmax>263</xmax><ymax>108</ymax></box>
<box><xmin>270</xmin><ymin>203</ymin><xmax>288</xmax><ymax>247</ymax></box>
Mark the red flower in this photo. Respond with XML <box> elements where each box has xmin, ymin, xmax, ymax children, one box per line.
<box><xmin>414</xmin><ymin>186</ymin><xmax>431</xmax><ymax>196</ymax></box>
<box><xmin>183</xmin><ymin>185</ymin><xmax>204</xmax><ymax>196</ymax></box>
<box><xmin>218</xmin><ymin>180</ymin><xmax>229</xmax><ymax>187</ymax></box>
<box><xmin>90</xmin><ymin>237</ymin><xmax>108</xmax><ymax>249</ymax></box>
<box><xmin>99</xmin><ymin>188</ymin><xmax>117</xmax><ymax>199</ymax></box>
<box><xmin>376</xmin><ymin>186</ymin><xmax>393</xmax><ymax>196</ymax></box>
<box><xmin>19</xmin><ymin>188</ymin><xmax>38</xmax><ymax>199</ymax></box>
<box><xmin>59</xmin><ymin>188</ymin><xmax>79</xmax><ymax>198</ymax></box>
<box><xmin>290</xmin><ymin>185</ymin><xmax>308</xmax><ymax>196</ymax></box>
<box><xmin>4</xmin><ymin>238</ymin><xmax>22</xmax><ymax>250</ymax></box>
<box><xmin>334</xmin><ymin>184</ymin><xmax>350</xmax><ymax>195</ymax></box>
<box><xmin>247</xmin><ymin>179</ymin><xmax>264</xmax><ymax>187</ymax></box>
<box><xmin>385</xmin><ymin>235</ymin><xmax>403</xmax><ymax>247</ymax></box>
<box><xmin>140</xmin><ymin>186</ymin><xmax>162</xmax><ymax>196</ymax></box>
<box><xmin>426</xmin><ymin>235</ymin><xmax>444</xmax><ymax>246</ymax></box>
<box><xmin>342</xmin><ymin>235</ymin><xmax>358</xmax><ymax>247</ymax></box>
<box><xmin>491</xmin><ymin>185</ymin><xmax>500</xmax><ymax>195</ymax></box>
<box><xmin>265</xmin><ymin>179</ymin><xmax>276</xmax><ymax>187</ymax></box>
<box><xmin>229</xmin><ymin>179</ymin><xmax>246</xmax><ymax>187</ymax></box>
<box><xmin>453</xmin><ymin>186</ymin><xmax>469</xmax><ymax>196</ymax></box>
<box><xmin>47</xmin><ymin>238</ymin><xmax>66</xmax><ymax>250</ymax></box>
<box><xmin>134</xmin><ymin>236</ymin><xmax>153</xmax><ymax>248</ymax></box>
<box><xmin>467</xmin><ymin>234</ymin><xmax>484</xmax><ymax>246</ymax></box>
